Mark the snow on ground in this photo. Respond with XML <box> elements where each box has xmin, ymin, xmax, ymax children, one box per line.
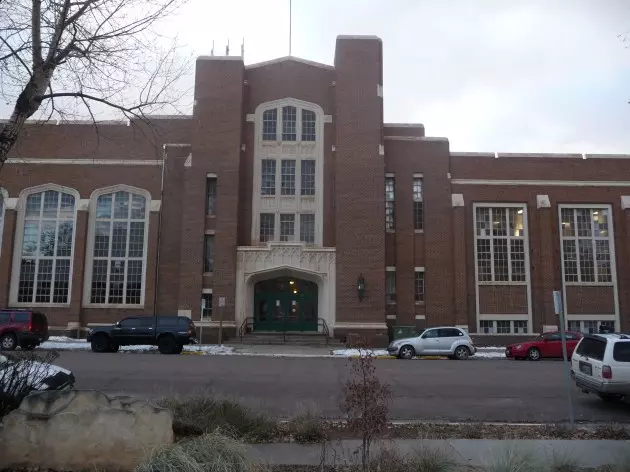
<box><xmin>332</xmin><ymin>349</ymin><xmax>391</xmax><ymax>357</ymax></box>
<box><xmin>38</xmin><ymin>339</ymin><xmax>234</xmax><ymax>355</ymax></box>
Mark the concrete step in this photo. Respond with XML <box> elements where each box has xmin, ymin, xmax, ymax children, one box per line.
<box><xmin>240</xmin><ymin>333</ymin><xmax>342</xmax><ymax>347</ymax></box>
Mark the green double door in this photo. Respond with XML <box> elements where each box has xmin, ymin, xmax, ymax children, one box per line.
<box><xmin>253</xmin><ymin>277</ymin><xmax>318</xmax><ymax>332</ymax></box>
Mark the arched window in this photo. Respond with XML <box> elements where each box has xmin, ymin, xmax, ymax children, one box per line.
<box><xmin>86</xmin><ymin>188</ymin><xmax>149</xmax><ymax>306</ymax></box>
<box><xmin>14</xmin><ymin>188</ymin><xmax>77</xmax><ymax>304</ymax></box>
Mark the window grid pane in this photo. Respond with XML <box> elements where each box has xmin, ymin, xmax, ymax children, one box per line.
<box><xmin>18</xmin><ymin>190</ymin><xmax>75</xmax><ymax>304</ymax></box>
<box><xmin>385</xmin><ymin>177</ymin><xmax>395</xmax><ymax>230</ymax></box>
<box><xmin>386</xmin><ymin>271</ymin><xmax>396</xmax><ymax>303</ymax></box>
<box><xmin>414</xmin><ymin>271</ymin><xmax>424</xmax><ymax>302</ymax></box>
<box><xmin>280</xmin><ymin>214</ymin><xmax>295</xmax><ymax>242</ymax></box>
<box><xmin>496</xmin><ymin>321</ymin><xmax>511</xmax><ymax>334</ymax></box>
<box><xmin>514</xmin><ymin>320</ymin><xmax>528</xmax><ymax>334</ymax></box>
<box><xmin>300</xmin><ymin>160</ymin><xmax>315</xmax><ymax>196</ymax></box>
<box><xmin>300</xmin><ymin>214</ymin><xmax>315</xmax><ymax>244</ymax></box>
<box><xmin>561</xmin><ymin>207</ymin><xmax>613</xmax><ymax>284</ymax></box>
<box><xmin>90</xmin><ymin>191</ymin><xmax>146</xmax><ymax>305</ymax></box>
<box><xmin>263</xmin><ymin>109</ymin><xmax>277</xmax><ymax>141</ymax></box>
<box><xmin>480</xmin><ymin>320</ymin><xmax>494</xmax><ymax>334</ymax></box>
<box><xmin>475</xmin><ymin>206</ymin><xmax>527</xmax><ymax>284</ymax></box>
<box><xmin>282</xmin><ymin>106</ymin><xmax>297</xmax><ymax>141</ymax></box>
<box><xmin>301</xmin><ymin>109</ymin><xmax>316</xmax><ymax>141</ymax></box>
<box><xmin>206</xmin><ymin>178</ymin><xmax>217</xmax><ymax>215</ymax></box>
<box><xmin>261</xmin><ymin>159</ymin><xmax>276</xmax><ymax>196</ymax></box>
<box><xmin>259</xmin><ymin>213</ymin><xmax>275</xmax><ymax>242</ymax></box>
<box><xmin>202</xmin><ymin>293</ymin><xmax>213</xmax><ymax>318</ymax></box>
<box><xmin>204</xmin><ymin>235</ymin><xmax>214</xmax><ymax>273</ymax></box>
<box><xmin>281</xmin><ymin>160</ymin><xmax>296</xmax><ymax>196</ymax></box>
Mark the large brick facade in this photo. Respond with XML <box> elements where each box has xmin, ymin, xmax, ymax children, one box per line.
<box><xmin>1</xmin><ymin>36</ymin><xmax>629</xmax><ymax>343</ymax></box>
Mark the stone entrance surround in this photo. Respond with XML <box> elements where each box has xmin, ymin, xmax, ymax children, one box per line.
<box><xmin>235</xmin><ymin>243</ymin><xmax>336</xmax><ymax>335</ymax></box>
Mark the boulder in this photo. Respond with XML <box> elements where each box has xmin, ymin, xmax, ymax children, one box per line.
<box><xmin>0</xmin><ymin>390</ymin><xmax>173</xmax><ymax>471</ymax></box>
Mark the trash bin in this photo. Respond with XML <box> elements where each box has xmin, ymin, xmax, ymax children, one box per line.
<box><xmin>392</xmin><ymin>326</ymin><xmax>417</xmax><ymax>340</ymax></box>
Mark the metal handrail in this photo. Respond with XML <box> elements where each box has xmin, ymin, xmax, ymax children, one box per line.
<box><xmin>318</xmin><ymin>318</ymin><xmax>330</xmax><ymax>345</ymax></box>
<box><xmin>238</xmin><ymin>317</ymin><xmax>254</xmax><ymax>342</ymax></box>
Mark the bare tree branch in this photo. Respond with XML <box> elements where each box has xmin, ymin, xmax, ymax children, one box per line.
<box><xmin>0</xmin><ymin>0</ymin><xmax>191</xmax><ymax>166</ymax></box>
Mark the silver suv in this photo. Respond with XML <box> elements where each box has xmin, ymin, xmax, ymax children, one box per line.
<box><xmin>387</xmin><ymin>327</ymin><xmax>476</xmax><ymax>360</ymax></box>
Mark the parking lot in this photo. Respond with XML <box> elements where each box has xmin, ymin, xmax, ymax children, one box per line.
<box><xmin>55</xmin><ymin>351</ymin><xmax>630</xmax><ymax>422</ymax></box>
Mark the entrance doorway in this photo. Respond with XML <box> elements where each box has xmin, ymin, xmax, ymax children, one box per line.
<box><xmin>253</xmin><ymin>277</ymin><xmax>318</xmax><ymax>332</ymax></box>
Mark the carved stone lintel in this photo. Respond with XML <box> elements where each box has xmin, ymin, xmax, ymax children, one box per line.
<box><xmin>537</xmin><ymin>194</ymin><xmax>551</xmax><ymax>209</ymax></box>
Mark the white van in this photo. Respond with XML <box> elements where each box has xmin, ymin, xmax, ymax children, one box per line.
<box><xmin>571</xmin><ymin>333</ymin><xmax>630</xmax><ymax>402</ymax></box>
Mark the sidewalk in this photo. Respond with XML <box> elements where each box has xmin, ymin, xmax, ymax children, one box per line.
<box><xmin>250</xmin><ymin>439</ymin><xmax>630</xmax><ymax>468</ymax></box>
<box><xmin>38</xmin><ymin>337</ymin><xmax>506</xmax><ymax>359</ymax></box>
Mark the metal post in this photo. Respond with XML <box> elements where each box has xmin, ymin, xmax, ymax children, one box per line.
<box><xmin>218</xmin><ymin>296</ymin><xmax>225</xmax><ymax>346</ymax></box>
<box><xmin>289</xmin><ymin>0</ymin><xmax>292</xmax><ymax>56</ymax></box>
<box><xmin>554</xmin><ymin>290</ymin><xmax>575</xmax><ymax>428</ymax></box>
<box><xmin>199</xmin><ymin>297</ymin><xmax>205</xmax><ymax>351</ymax></box>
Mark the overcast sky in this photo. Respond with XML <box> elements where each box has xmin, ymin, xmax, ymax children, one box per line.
<box><xmin>5</xmin><ymin>0</ymin><xmax>630</xmax><ymax>154</ymax></box>
<box><xmin>160</xmin><ymin>0</ymin><xmax>628</xmax><ymax>154</ymax></box>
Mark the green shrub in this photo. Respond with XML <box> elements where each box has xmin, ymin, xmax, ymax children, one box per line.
<box><xmin>156</xmin><ymin>395</ymin><xmax>279</xmax><ymax>442</ymax></box>
<box><xmin>135</xmin><ymin>432</ymin><xmax>253</xmax><ymax>472</ymax></box>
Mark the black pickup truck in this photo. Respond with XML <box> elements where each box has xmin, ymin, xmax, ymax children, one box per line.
<box><xmin>87</xmin><ymin>316</ymin><xmax>197</xmax><ymax>354</ymax></box>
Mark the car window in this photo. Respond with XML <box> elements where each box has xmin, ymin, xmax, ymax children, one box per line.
<box><xmin>564</xmin><ymin>333</ymin><xmax>578</xmax><ymax>340</ymax></box>
<box><xmin>422</xmin><ymin>329</ymin><xmax>438</xmax><ymax>339</ymax></box>
<box><xmin>613</xmin><ymin>342</ymin><xmax>630</xmax><ymax>362</ymax></box>
<box><xmin>439</xmin><ymin>328</ymin><xmax>462</xmax><ymax>337</ymax></box>
<box><xmin>178</xmin><ymin>318</ymin><xmax>192</xmax><ymax>328</ymax></box>
<box><xmin>548</xmin><ymin>333</ymin><xmax>562</xmax><ymax>341</ymax></box>
<box><xmin>0</xmin><ymin>313</ymin><xmax>9</xmax><ymax>324</ymax></box>
<box><xmin>12</xmin><ymin>312</ymin><xmax>29</xmax><ymax>323</ymax></box>
<box><xmin>135</xmin><ymin>317</ymin><xmax>155</xmax><ymax>327</ymax></box>
<box><xmin>119</xmin><ymin>318</ymin><xmax>140</xmax><ymax>328</ymax></box>
<box><xmin>576</xmin><ymin>337</ymin><xmax>607</xmax><ymax>361</ymax></box>
<box><xmin>157</xmin><ymin>317</ymin><xmax>178</xmax><ymax>326</ymax></box>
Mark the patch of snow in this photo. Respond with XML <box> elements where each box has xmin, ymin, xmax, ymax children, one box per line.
<box><xmin>39</xmin><ymin>341</ymin><xmax>90</xmax><ymax>350</ymax></box>
<box><xmin>476</xmin><ymin>346</ymin><xmax>505</xmax><ymax>351</ymax></box>
<box><xmin>473</xmin><ymin>351</ymin><xmax>506</xmax><ymax>359</ymax></box>
<box><xmin>47</xmin><ymin>336</ymin><xmax>84</xmax><ymax>343</ymax></box>
<box><xmin>186</xmin><ymin>345</ymin><xmax>234</xmax><ymax>355</ymax></box>
<box><xmin>332</xmin><ymin>349</ymin><xmax>391</xmax><ymax>357</ymax></box>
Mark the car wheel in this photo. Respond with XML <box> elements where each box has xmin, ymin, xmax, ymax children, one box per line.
<box><xmin>158</xmin><ymin>336</ymin><xmax>177</xmax><ymax>355</ymax></box>
<box><xmin>109</xmin><ymin>341</ymin><xmax>120</xmax><ymax>353</ymax></box>
<box><xmin>398</xmin><ymin>345</ymin><xmax>415</xmax><ymax>359</ymax></box>
<box><xmin>0</xmin><ymin>333</ymin><xmax>17</xmax><ymax>351</ymax></box>
<box><xmin>528</xmin><ymin>347</ymin><xmax>541</xmax><ymax>361</ymax></box>
<box><xmin>598</xmin><ymin>393</ymin><xmax>624</xmax><ymax>403</ymax></box>
<box><xmin>175</xmin><ymin>344</ymin><xmax>184</xmax><ymax>354</ymax></box>
<box><xmin>454</xmin><ymin>345</ymin><xmax>471</xmax><ymax>360</ymax></box>
<box><xmin>91</xmin><ymin>334</ymin><xmax>110</xmax><ymax>353</ymax></box>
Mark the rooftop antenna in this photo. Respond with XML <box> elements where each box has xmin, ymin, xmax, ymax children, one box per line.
<box><xmin>226</xmin><ymin>39</ymin><xmax>229</xmax><ymax>56</ymax></box>
<box><xmin>289</xmin><ymin>0</ymin><xmax>292</xmax><ymax>56</ymax></box>
<box><xmin>241</xmin><ymin>37</ymin><xmax>245</xmax><ymax>59</ymax></box>
<box><xmin>211</xmin><ymin>40</ymin><xmax>214</xmax><ymax>56</ymax></box>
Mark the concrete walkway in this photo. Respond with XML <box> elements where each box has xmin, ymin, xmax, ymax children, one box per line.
<box><xmin>250</xmin><ymin>439</ymin><xmax>630</xmax><ymax>468</ymax></box>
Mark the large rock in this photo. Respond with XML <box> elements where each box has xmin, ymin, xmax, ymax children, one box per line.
<box><xmin>0</xmin><ymin>390</ymin><xmax>173</xmax><ymax>471</ymax></box>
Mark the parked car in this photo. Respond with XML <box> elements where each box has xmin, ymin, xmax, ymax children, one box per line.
<box><xmin>387</xmin><ymin>326</ymin><xmax>476</xmax><ymax>360</ymax></box>
<box><xmin>0</xmin><ymin>353</ymin><xmax>75</xmax><ymax>392</ymax></box>
<box><xmin>0</xmin><ymin>310</ymin><xmax>49</xmax><ymax>351</ymax></box>
<box><xmin>505</xmin><ymin>331</ymin><xmax>583</xmax><ymax>361</ymax></box>
<box><xmin>87</xmin><ymin>316</ymin><xmax>197</xmax><ymax>354</ymax></box>
<box><xmin>571</xmin><ymin>333</ymin><xmax>630</xmax><ymax>402</ymax></box>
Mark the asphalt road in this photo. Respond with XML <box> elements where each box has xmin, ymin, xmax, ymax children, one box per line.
<box><xmin>54</xmin><ymin>352</ymin><xmax>630</xmax><ymax>423</ymax></box>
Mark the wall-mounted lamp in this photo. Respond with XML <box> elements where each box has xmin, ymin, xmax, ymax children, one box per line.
<box><xmin>357</xmin><ymin>274</ymin><xmax>365</xmax><ymax>301</ymax></box>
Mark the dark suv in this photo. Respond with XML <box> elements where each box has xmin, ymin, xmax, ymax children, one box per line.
<box><xmin>0</xmin><ymin>310</ymin><xmax>49</xmax><ymax>351</ymax></box>
<box><xmin>87</xmin><ymin>316</ymin><xmax>197</xmax><ymax>354</ymax></box>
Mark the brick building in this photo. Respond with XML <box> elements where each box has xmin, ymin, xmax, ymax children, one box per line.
<box><xmin>1</xmin><ymin>35</ymin><xmax>629</xmax><ymax>343</ymax></box>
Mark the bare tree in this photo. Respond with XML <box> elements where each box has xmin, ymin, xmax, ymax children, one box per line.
<box><xmin>0</xmin><ymin>0</ymin><xmax>190</xmax><ymax>167</ymax></box>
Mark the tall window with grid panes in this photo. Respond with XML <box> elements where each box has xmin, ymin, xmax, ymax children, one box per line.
<box><xmin>560</xmin><ymin>206</ymin><xmax>617</xmax><ymax>334</ymax></box>
<box><xmin>385</xmin><ymin>177</ymin><xmax>395</xmax><ymax>231</ymax></box>
<box><xmin>474</xmin><ymin>205</ymin><xmax>530</xmax><ymax>334</ymax></box>
<box><xmin>256</xmin><ymin>102</ymin><xmax>320</xmax><ymax>246</ymax></box>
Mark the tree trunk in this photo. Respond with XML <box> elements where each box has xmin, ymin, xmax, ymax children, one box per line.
<box><xmin>0</xmin><ymin>72</ymin><xmax>52</xmax><ymax>170</ymax></box>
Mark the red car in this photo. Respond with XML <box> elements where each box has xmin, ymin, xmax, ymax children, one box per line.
<box><xmin>505</xmin><ymin>331</ymin><xmax>583</xmax><ymax>361</ymax></box>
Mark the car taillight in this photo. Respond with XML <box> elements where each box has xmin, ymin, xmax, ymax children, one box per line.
<box><xmin>602</xmin><ymin>365</ymin><xmax>612</xmax><ymax>379</ymax></box>
<box><xmin>28</xmin><ymin>321</ymin><xmax>33</xmax><ymax>332</ymax></box>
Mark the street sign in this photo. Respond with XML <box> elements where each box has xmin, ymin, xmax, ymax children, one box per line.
<box><xmin>553</xmin><ymin>290</ymin><xmax>562</xmax><ymax>315</ymax></box>
<box><xmin>219</xmin><ymin>297</ymin><xmax>226</xmax><ymax>307</ymax></box>
<box><xmin>201</xmin><ymin>298</ymin><xmax>206</xmax><ymax>309</ymax></box>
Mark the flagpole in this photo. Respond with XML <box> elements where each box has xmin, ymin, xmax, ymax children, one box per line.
<box><xmin>289</xmin><ymin>0</ymin><xmax>292</xmax><ymax>56</ymax></box>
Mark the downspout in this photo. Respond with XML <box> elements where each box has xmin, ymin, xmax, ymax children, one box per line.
<box><xmin>153</xmin><ymin>145</ymin><xmax>167</xmax><ymax>317</ymax></box>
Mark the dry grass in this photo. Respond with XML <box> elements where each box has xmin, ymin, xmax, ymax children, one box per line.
<box><xmin>135</xmin><ymin>432</ymin><xmax>254</xmax><ymax>472</ymax></box>
<box><xmin>368</xmin><ymin>444</ymin><xmax>457</xmax><ymax>472</ymax></box>
<box><xmin>483</xmin><ymin>444</ymin><xmax>540</xmax><ymax>472</ymax></box>
<box><xmin>155</xmin><ymin>395</ymin><xmax>279</xmax><ymax>442</ymax></box>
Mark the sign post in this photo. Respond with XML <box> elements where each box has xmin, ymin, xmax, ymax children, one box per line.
<box><xmin>218</xmin><ymin>296</ymin><xmax>226</xmax><ymax>346</ymax></box>
<box><xmin>554</xmin><ymin>290</ymin><xmax>575</xmax><ymax>428</ymax></box>
<box><xmin>199</xmin><ymin>297</ymin><xmax>206</xmax><ymax>351</ymax></box>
